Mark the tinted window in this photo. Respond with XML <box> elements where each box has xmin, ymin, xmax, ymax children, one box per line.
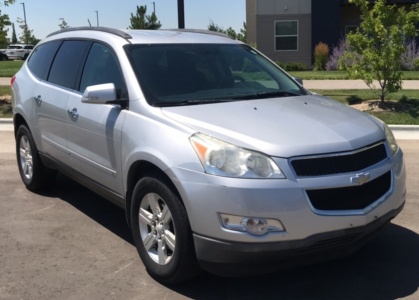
<box><xmin>8</xmin><ymin>46</ymin><xmax>22</xmax><ymax>49</ymax></box>
<box><xmin>125</xmin><ymin>44</ymin><xmax>306</xmax><ymax>106</ymax></box>
<box><xmin>48</xmin><ymin>41</ymin><xmax>89</xmax><ymax>89</ymax></box>
<box><xmin>27</xmin><ymin>41</ymin><xmax>61</xmax><ymax>79</ymax></box>
<box><xmin>79</xmin><ymin>43</ymin><xmax>126</xmax><ymax>99</ymax></box>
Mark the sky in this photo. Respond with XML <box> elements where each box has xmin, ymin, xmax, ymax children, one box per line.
<box><xmin>2</xmin><ymin>0</ymin><xmax>246</xmax><ymax>41</ymax></box>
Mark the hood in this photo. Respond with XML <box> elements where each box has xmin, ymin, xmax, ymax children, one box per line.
<box><xmin>161</xmin><ymin>95</ymin><xmax>385</xmax><ymax>158</ymax></box>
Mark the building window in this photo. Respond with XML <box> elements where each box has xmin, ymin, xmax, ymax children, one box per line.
<box><xmin>275</xmin><ymin>21</ymin><xmax>298</xmax><ymax>51</ymax></box>
<box><xmin>345</xmin><ymin>25</ymin><xmax>358</xmax><ymax>35</ymax></box>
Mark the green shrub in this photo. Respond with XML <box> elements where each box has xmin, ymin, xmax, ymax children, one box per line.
<box><xmin>284</xmin><ymin>62</ymin><xmax>306</xmax><ymax>71</ymax></box>
<box><xmin>275</xmin><ymin>61</ymin><xmax>285</xmax><ymax>68</ymax></box>
<box><xmin>314</xmin><ymin>42</ymin><xmax>330</xmax><ymax>71</ymax></box>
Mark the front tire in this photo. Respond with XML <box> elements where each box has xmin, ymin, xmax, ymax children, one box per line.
<box><xmin>131</xmin><ymin>176</ymin><xmax>201</xmax><ymax>284</ymax></box>
<box><xmin>16</xmin><ymin>125</ymin><xmax>57</xmax><ymax>191</ymax></box>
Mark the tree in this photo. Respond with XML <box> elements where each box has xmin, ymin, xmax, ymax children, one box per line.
<box><xmin>0</xmin><ymin>0</ymin><xmax>15</xmax><ymax>48</ymax></box>
<box><xmin>341</xmin><ymin>0</ymin><xmax>419</xmax><ymax>102</ymax></box>
<box><xmin>208</xmin><ymin>20</ymin><xmax>247</xmax><ymax>43</ymax></box>
<box><xmin>11</xmin><ymin>22</ymin><xmax>16</xmax><ymax>43</ymax></box>
<box><xmin>129</xmin><ymin>5</ymin><xmax>161</xmax><ymax>29</ymax></box>
<box><xmin>239</xmin><ymin>22</ymin><xmax>247</xmax><ymax>43</ymax></box>
<box><xmin>59</xmin><ymin>19</ymin><xmax>69</xmax><ymax>30</ymax></box>
<box><xmin>208</xmin><ymin>20</ymin><xmax>224</xmax><ymax>33</ymax></box>
<box><xmin>16</xmin><ymin>17</ymin><xmax>39</xmax><ymax>45</ymax></box>
<box><xmin>224</xmin><ymin>27</ymin><xmax>237</xmax><ymax>39</ymax></box>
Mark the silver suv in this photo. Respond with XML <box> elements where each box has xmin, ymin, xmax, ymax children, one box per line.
<box><xmin>12</xmin><ymin>27</ymin><xmax>406</xmax><ymax>283</ymax></box>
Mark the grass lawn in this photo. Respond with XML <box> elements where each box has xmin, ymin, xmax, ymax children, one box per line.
<box><xmin>0</xmin><ymin>61</ymin><xmax>24</xmax><ymax>77</ymax></box>
<box><xmin>311</xmin><ymin>89</ymin><xmax>419</xmax><ymax>125</ymax></box>
<box><xmin>289</xmin><ymin>71</ymin><xmax>419</xmax><ymax>80</ymax></box>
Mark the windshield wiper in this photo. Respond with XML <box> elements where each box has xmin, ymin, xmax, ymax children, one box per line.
<box><xmin>153</xmin><ymin>98</ymin><xmax>236</xmax><ymax>107</ymax></box>
<box><xmin>232</xmin><ymin>90</ymin><xmax>302</xmax><ymax>100</ymax></box>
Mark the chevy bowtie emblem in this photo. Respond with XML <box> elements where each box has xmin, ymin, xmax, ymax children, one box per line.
<box><xmin>351</xmin><ymin>173</ymin><xmax>370</xmax><ymax>185</ymax></box>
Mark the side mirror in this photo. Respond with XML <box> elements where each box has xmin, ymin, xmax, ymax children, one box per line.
<box><xmin>292</xmin><ymin>77</ymin><xmax>303</xmax><ymax>86</ymax></box>
<box><xmin>81</xmin><ymin>83</ymin><xmax>127</xmax><ymax>107</ymax></box>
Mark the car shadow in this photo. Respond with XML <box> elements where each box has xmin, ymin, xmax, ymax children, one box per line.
<box><xmin>39</xmin><ymin>173</ymin><xmax>134</xmax><ymax>245</ymax></box>
<box><xmin>40</xmin><ymin>174</ymin><xmax>419</xmax><ymax>300</ymax></box>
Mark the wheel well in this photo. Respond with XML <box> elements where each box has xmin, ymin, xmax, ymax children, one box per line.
<box><xmin>13</xmin><ymin>114</ymin><xmax>28</xmax><ymax>138</ymax></box>
<box><xmin>125</xmin><ymin>160</ymin><xmax>181</xmax><ymax>228</ymax></box>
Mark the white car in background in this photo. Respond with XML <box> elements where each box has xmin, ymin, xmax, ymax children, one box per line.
<box><xmin>6</xmin><ymin>44</ymin><xmax>34</xmax><ymax>60</ymax></box>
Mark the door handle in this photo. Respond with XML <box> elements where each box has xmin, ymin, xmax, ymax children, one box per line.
<box><xmin>34</xmin><ymin>95</ymin><xmax>42</xmax><ymax>104</ymax></box>
<box><xmin>67</xmin><ymin>108</ymin><xmax>79</xmax><ymax>118</ymax></box>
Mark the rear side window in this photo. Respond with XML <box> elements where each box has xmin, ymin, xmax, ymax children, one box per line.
<box><xmin>79</xmin><ymin>43</ymin><xmax>127</xmax><ymax>99</ymax></box>
<box><xmin>27</xmin><ymin>41</ymin><xmax>61</xmax><ymax>79</ymax></box>
<box><xmin>48</xmin><ymin>40</ymin><xmax>89</xmax><ymax>89</ymax></box>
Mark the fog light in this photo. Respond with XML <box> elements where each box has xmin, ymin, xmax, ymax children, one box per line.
<box><xmin>242</xmin><ymin>218</ymin><xmax>268</xmax><ymax>235</ymax></box>
<box><xmin>219</xmin><ymin>214</ymin><xmax>285</xmax><ymax>236</ymax></box>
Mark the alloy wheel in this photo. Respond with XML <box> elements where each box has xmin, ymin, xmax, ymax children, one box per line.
<box><xmin>139</xmin><ymin>193</ymin><xmax>176</xmax><ymax>265</ymax></box>
<box><xmin>19</xmin><ymin>135</ymin><xmax>33</xmax><ymax>179</ymax></box>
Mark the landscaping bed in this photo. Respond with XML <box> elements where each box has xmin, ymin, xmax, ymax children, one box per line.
<box><xmin>311</xmin><ymin>89</ymin><xmax>419</xmax><ymax>125</ymax></box>
<box><xmin>0</xmin><ymin>86</ymin><xmax>12</xmax><ymax>118</ymax></box>
<box><xmin>289</xmin><ymin>71</ymin><xmax>419</xmax><ymax>80</ymax></box>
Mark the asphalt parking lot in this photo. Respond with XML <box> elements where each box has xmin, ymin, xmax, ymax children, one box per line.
<box><xmin>1</xmin><ymin>130</ymin><xmax>418</xmax><ymax>300</ymax></box>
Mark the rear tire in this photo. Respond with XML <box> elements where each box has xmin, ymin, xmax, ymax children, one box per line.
<box><xmin>16</xmin><ymin>125</ymin><xmax>57</xmax><ymax>191</ymax></box>
<box><xmin>131</xmin><ymin>175</ymin><xmax>201</xmax><ymax>284</ymax></box>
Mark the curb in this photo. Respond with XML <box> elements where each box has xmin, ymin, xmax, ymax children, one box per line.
<box><xmin>0</xmin><ymin>118</ymin><xmax>12</xmax><ymax>124</ymax></box>
<box><xmin>388</xmin><ymin>125</ymin><xmax>419</xmax><ymax>131</ymax></box>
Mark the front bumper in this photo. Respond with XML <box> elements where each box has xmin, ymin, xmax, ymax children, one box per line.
<box><xmin>194</xmin><ymin>202</ymin><xmax>404</xmax><ymax>276</ymax></box>
<box><xmin>167</xmin><ymin>147</ymin><xmax>406</xmax><ymax>243</ymax></box>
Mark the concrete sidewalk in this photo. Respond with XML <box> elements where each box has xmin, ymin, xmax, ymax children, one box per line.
<box><xmin>0</xmin><ymin>77</ymin><xmax>11</xmax><ymax>86</ymax></box>
<box><xmin>304</xmin><ymin>80</ymin><xmax>419</xmax><ymax>90</ymax></box>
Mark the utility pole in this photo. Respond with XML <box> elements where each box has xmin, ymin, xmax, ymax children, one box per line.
<box><xmin>95</xmin><ymin>11</ymin><xmax>99</xmax><ymax>27</ymax></box>
<box><xmin>20</xmin><ymin>3</ymin><xmax>27</xmax><ymax>44</ymax></box>
<box><xmin>151</xmin><ymin>2</ymin><xmax>155</xmax><ymax>14</ymax></box>
<box><xmin>177</xmin><ymin>0</ymin><xmax>184</xmax><ymax>29</ymax></box>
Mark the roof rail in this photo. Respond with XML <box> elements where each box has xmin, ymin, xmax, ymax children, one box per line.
<box><xmin>47</xmin><ymin>27</ymin><xmax>132</xmax><ymax>39</ymax></box>
<box><xmin>163</xmin><ymin>29</ymin><xmax>234</xmax><ymax>39</ymax></box>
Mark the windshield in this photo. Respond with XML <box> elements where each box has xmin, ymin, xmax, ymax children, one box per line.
<box><xmin>8</xmin><ymin>46</ymin><xmax>22</xmax><ymax>49</ymax></box>
<box><xmin>124</xmin><ymin>44</ymin><xmax>307</xmax><ymax>107</ymax></box>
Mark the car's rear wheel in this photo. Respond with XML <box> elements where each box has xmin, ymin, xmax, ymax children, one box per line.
<box><xmin>16</xmin><ymin>125</ymin><xmax>57</xmax><ymax>191</ymax></box>
<box><xmin>131</xmin><ymin>175</ymin><xmax>201</xmax><ymax>284</ymax></box>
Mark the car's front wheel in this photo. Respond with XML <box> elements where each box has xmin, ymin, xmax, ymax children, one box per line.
<box><xmin>131</xmin><ymin>175</ymin><xmax>201</xmax><ymax>284</ymax></box>
<box><xmin>16</xmin><ymin>125</ymin><xmax>57</xmax><ymax>191</ymax></box>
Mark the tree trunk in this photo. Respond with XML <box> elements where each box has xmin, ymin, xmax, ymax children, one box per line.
<box><xmin>380</xmin><ymin>92</ymin><xmax>385</xmax><ymax>103</ymax></box>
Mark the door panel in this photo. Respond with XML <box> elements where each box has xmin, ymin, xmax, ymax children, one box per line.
<box><xmin>66</xmin><ymin>42</ymin><xmax>128</xmax><ymax>195</ymax></box>
<box><xmin>32</xmin><ymin>81</ymin><xmax>71</xmax><ymax>165</ymax></box>
<box><xmin>66</xmin><ymin>94</ymin><xmax>126</xmax><ymax>194</ymax></box>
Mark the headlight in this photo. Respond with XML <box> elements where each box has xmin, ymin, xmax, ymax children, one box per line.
<box><xmin>190</xmin><ymin>133</ymin><xmax>285</xmax><ymax>179</ymax></box>
<box><xmin>384</xmin><ymin>123</ymin><xmax>398</xmax><ymax>156</ymax></box>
